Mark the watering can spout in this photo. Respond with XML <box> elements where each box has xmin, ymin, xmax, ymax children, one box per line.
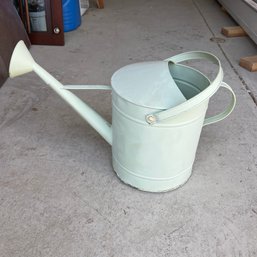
<box><xmin>9</xmin><ymin>41</ymin><xmax>112</xmax><ymax>145</ymax></box>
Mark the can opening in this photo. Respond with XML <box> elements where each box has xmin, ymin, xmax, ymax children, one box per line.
<box><xmin>168</xmin><ymin>62</ymin><xmax>211</xmax><ymax>100</ymax></box>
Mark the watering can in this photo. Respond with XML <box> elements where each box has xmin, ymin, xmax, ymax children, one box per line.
<box><xmin>8</xmin><ymin>40</ymin><xmax>236</xmax><ymax>192</ymax></box>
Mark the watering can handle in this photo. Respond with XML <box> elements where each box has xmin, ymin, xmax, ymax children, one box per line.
<box><xmin>146</xmin><ymin>51</ymin><xmax>225</xmax><ymax>124</ymax></box>
<box><xmin>63</xmin><ymin>85</ymin><xmax>111</xmax><ymax>90</ymax></box>
<box><xmin>203</xmin><ymin>82</ymin><xmax>236</xmax><ymax>126</ymax></box>
<box><xmin>164</xmin><ymin>51</ymin><xmax>222</xmax><ymax>65</ymax></box>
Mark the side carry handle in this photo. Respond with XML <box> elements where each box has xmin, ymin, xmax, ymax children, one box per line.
<box><xmin>203</xmin><ymin>82</ymin><xmax>236</xmax><ymax>126</ymax></box>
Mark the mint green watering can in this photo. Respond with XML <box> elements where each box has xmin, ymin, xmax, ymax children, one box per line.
<box><xmin>8</xmin><ymin>41</ymin><xmax>236</xmax><ymax>192</ymax></box>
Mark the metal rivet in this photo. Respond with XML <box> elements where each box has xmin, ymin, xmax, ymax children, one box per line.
<box><xmin>146</xmin><ymin>115</ymin><xmax>156</xmax><ymax>124</ymax></box>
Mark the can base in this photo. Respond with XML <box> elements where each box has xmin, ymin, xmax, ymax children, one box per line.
<box><xmin>113</xmin><ymin>158</ymin><xmax>193</xmax><ymax>193</ymax></box>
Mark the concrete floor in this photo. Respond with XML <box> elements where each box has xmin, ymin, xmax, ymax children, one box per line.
<box><xmin>1</xmin><ymin>0</ymin><xmax>257</xmax><ymax>256</ymax></box>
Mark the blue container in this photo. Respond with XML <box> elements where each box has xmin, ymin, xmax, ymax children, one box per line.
<box><xmin>62</xmin><ymin>0</ymin><xmax>81</xmax><ymax>32</ymax></box>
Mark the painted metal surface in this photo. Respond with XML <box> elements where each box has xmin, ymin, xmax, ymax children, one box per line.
<box><xmin>9</xmin><ymin>40</ymin><xmax>236</xmax><ymax>192</ymax></box>
<box><xmin>9</xmin><ymin>41</ymin><xmax>112</xmax><ymax>145</ymax></box>
<box><xmin>111</xmin><ymin>61</ymin><xmax>186</xmax><ymax>109</ymax></box>
<box><xmin>112</xmin><ymin>53</ymin><xmax>236</xmax><ymax>192</ymax></box>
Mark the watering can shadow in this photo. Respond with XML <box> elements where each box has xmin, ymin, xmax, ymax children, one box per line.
<box><xmin>8</xmin><ymin>40</ymin><xmax>236</xmax><ymax>192</ymax></box>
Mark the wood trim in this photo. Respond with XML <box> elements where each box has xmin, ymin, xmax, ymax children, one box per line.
<box><xmin>96</xmin><ymin>0</ymin><xmax>104</xmax><ymax>9</ymax></box>
<box><xmin>17</xmin><ymin>0</ymin><xmax>64</xmax><ymax>46</ymax></box>
<box><xmin>24</xmin><ymin>0</ymin><xmax>31</xmax><ymax>33</ymax></box>
<box><xmin>18</xmin><ymin>0</ymin><xmax>25</xmax><ymax>24</ymax></box>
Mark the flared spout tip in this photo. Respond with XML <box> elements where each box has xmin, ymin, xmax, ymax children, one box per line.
<box><xmin>9</xmin><ymin>40</ymin><xmax>35</xmax><ymax>78</ymax></box>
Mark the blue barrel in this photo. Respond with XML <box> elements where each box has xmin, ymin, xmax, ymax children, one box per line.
<box><xmin>62</xmin><ymin>0</ymin><xmax>81</xmax><ymax>32</ymax></box>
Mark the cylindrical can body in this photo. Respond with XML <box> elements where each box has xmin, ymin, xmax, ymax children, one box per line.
<box><xmin>111</xmin><ymin>91</ymin><xmax>209</xmax><ymax>192</ymax></box>
<box><xmin>111</xmin><ymin>64</ymin><xmax>212</xmax><ymax>192</ymax></box>
<box><xmin>62</xmin><ymin>0</ymin><xmax>81</xmax><ymax>32</ymax></box>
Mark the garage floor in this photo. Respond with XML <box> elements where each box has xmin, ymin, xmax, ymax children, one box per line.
<box><xmin>1</xmin><ymin>0</ymin><xmax>257</xmax><ymax>256</ymax></box>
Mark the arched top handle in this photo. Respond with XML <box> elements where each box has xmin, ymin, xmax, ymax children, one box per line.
<box><xmin>146</xmin><ymin>51</ymin><xmax>224</xmax><ymax>124</ymax></box>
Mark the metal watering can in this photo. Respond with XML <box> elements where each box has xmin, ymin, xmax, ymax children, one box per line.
<box><xmin>9</xmin><ymin>41</ymin><xmax>236</xmax><ymax>192</ymax></box>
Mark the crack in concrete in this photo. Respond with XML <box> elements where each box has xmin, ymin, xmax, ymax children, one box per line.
<box><xmin>192</xmin><ymin>0</ymin><xmax>257</xmax><ymax>106</ymax></box>
<box><xmin>70</xmin><ymin>190</ymin><xmax>125</xmax><ymax>237</ymax></box>
<box><xmin>252</xmin><ymin>208</ymin><xmax>257</xmax><ymax>215</ymax></box>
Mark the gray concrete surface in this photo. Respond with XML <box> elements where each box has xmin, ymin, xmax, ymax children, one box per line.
<box><xmin>1</xmin><ymin>0</ymin><xmax>257</xmax><ymax>256</ymax></box>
